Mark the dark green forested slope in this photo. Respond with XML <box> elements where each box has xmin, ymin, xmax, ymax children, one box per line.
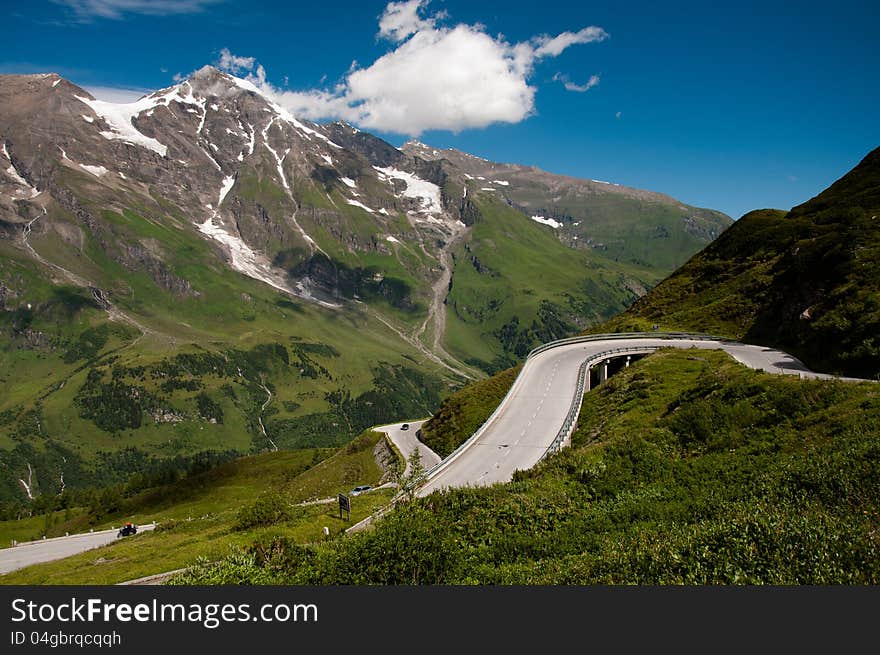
<box><xmin>603</xmin><ymin>146</ymin><xmax>880</xmax><ymax>378</ymax></box>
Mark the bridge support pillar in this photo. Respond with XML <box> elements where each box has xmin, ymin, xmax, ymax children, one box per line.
<box><xmin>599</xmin><ymin>361</ymin><xmax>608</xmax><ymax>383</ymax></box>
<box><xmin>625</xmin><ymin>356</ymin><xmax>631</xmax><ymax>368</ymax></box>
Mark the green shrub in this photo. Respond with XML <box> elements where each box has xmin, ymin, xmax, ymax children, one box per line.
<box><xmin>234</xmin><ymin>491</ymin><xmax>292</xmax><ymax>531</ymax></box>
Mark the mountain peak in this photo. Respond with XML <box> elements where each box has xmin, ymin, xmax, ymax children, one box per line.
<box><xmin>172</xmin><ymin>65</ymin><xmax>250</xmax><ymax>99</ymax></box>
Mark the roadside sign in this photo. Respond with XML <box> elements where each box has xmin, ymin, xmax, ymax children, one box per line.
<box><xmin>338</xmin><ymin>493</ymin><xmax>351</xmax><ymax>520</ymax></box>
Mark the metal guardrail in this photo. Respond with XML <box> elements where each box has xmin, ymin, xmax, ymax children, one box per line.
<box><xmin>417</xmin><ymin>332</ymin><xmax>728</xmax><ymax>489</ymax></box>
<box><xmin>526</xmin><ymin>331</ymin><xmax>731</xmax><ymax>359</ymax></box>
<box><xmin>538</xmin><ymin>345</ymin><xmax>661</xmax><ymax>461</ymax></box>
<box><xmin>539</xmin><ymin>359</ymin><xmax>590</xmax><ymax>461</ymax></box>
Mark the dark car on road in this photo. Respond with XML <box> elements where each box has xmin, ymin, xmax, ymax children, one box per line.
<box><xmin>401</xmin><ymin>423</ymin><xmax>409</xmax><ymax>431</ymax></box>
<box><xmin>117</xmin><ymin>522</ymin><xmax>138</xmax><ymax>538</ymax></box>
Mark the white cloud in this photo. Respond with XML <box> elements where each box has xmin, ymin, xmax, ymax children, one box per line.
<box><xmin>533</xmin><ymin>27</ymin><xmax>608</xmax><ymax>58</ymax></box>
<box><xmin>615</xmin><ymin>111</ymin><xmax>622</xmax><ymax>119</ymax></box>
<box><xmin>53</xmin><ymin>0</ymin><xmax>220</xmax><ymax>20</ymax></box>
<box><xmin>553</xmin><ymin>73</ymin><xmax>601</xmax><ymax>93</ymax></box>
<box><xmin>378</xmin><ymin>0</ymin><xmax>436</xmax><ymax>42</ymax></box>
<box><xmin>217</xmin><ymin>48</ymin><xmax>255</xmax><ymax>76</ymax></box>
<box><xmin>227</xmin><ymin>3</ymin><xmax>608</xmax><ymax>136</ymax></box>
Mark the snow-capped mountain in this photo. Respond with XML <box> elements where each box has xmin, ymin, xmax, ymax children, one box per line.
<box><xmin>0</xmin><ymin>66</ymin><xmax>730</xmax><ymax>372</ymax></box>
<box><xmin>1</xmin><ymin>67</ymin><xmax>480</xmax><ymax>305</ymax></box>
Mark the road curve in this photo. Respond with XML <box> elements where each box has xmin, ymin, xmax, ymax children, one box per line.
<box><xmin>418</xmin><ymin>333</ymin><xmax>865</xmax><ymax>496</ymax></box>
<box><xmin>375</xmin><ymin>420</ymin><xmax>441</xmax><ymax>477</ymax></box>
<box><xmin>0</xmin><ymin>524</ymin><xmax>156</xmax><ymax>575</ymax></box>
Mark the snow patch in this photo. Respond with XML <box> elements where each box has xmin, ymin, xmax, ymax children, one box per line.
<box><xmin>75</xmin><ymin>95</ymin><xmax>169</xmax><ymax>157</ymax></box>
<box><xmin>197</xmin><ymin>217</ymin><xmax>291</xmax><ymax>294</ymax></box>
<box><xmin>345</xmin><ymin>198</ymin><xmax>375</xmax><ymax>213</ymax></box>
<box><xmin>262</xmin><ymin>119</ymin><xmax>289</xmax><ymax>190</ymax></box>
<box><xmin>492</xmin><ymin>180</ymin><xmax>510</xmax><ymax>186</ymax></box>
<box><xmin>80</xmin><ymin>164</ymin><xmax>108</xmax><ymax>177</ymax></box>
<box><xmin>218</xmin><ymin>175</ymin><xmax>235</xmax><ymax>206</ymax></box>
<box><xmin>81</xmin><ymin>115</ymin><xmax>94</xmax><ymax>123</ymax></box>
<box><xmin>119</xmin><ymin>172</ymin><xmax>127</xmax><ymax>179</ymax></box>
<box><xmin>5</xmin><ymin>163</ymin><xmax>28</xmax><ymax>187</ymax></box>
<box><xmin>52</xmin><ymin>79</ymin><xmax>60</xmax><ymax>88</ymax></box>
<box><xmin>246</xmin><ymin>124</ymin><xmax>255</xmax><ymax>155</ymax></box>
<box><xmin>481</xmin><ymin>187</ymin><xmax>495</xmax><ymax>191</ymax></box>
<box><xmin>373</xmin><ymin>166</ymin><xmax>443</xmax><ymax>215</ymax></box>
<box><xmin>4</xmin><ymin>145</ymin><xmax>41</xmax><ymax>199</ymax></box>
<box><xmin>321</xmin><ymin>154</ymin><xmax>333</xmax><ymax>166</ymax></box>
<box><xmin>227</xmin><ymin>74</ymin><xmax>342</xmax><ymax>148</ymax></box>
<box><xmin>75</xmin><ymin>80</ymin><xmax>235</xmax><ymax>156</ymax></box>
<box><xmin>531</xmin><ymin>215</ymin><xmax>562</xmax><ymax>229</ymax></box>
<box><xmin>340</xmin><ymin>177</ymin><xmax>357</xmax><ymax>189</ymax></box>
<box><xmin>386</xmin><ymin>236</ymin><xmax>399</xmax><ymax>243</ymax></box>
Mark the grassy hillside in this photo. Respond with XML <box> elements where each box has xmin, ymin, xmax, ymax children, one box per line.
<box><xmin>603</xmin><ymin>146</ymin><xmax>880</xmax><ymax>378</ymax></box>
<box><xmin>170</xmin><ymin>349</ymin><xmax>880</xmax><ymax>584</ymax></box>
<box><xmin>0</xmin><ymin>200</ymin><xmax>454</xmax><ymax>504</ymax></box>
<box><xmin>503</xmin><ymin>179</ymin><xmax>731</xmax><ymax>271</ymax></box>
<box><xmin>0</xmin><ymin>429</ymin><xmax>398</xmax><ymax>584</ymax></box>
<box><xmin>446</xmin><ymin>192</ymin><xmax>657</xmax><ymax>373</ymax></box>
<box><xmin>419</xmin><ymin>365</ymin><xmax>520</xmax><ymax>457</ymax></box>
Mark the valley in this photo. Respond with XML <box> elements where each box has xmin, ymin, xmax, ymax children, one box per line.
<box><xmin>0</xmin><ymin>68</ymin><xmax>729</xmax><ymax>505</ymax></box>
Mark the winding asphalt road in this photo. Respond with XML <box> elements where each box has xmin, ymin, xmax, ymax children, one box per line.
<box><xmin>4</xmin><ymin>334</ymin><xmax>868</xmax><ymax>568</ymax></box>
<box><xmin>0</xmin><ymin>523</ymin><xmax>155</xmax><ymax>575</ymax></box>
<box><xmin>418</xmin><ymin>334</ymin><xmax>865</xmax><ymax>496</ymax></box>
<box><xmin>375</xmin><ymin>420</ymin><xmax>441</xmax><ymax>476</ymax></box>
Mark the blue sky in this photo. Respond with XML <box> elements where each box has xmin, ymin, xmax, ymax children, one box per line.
<box><xmin>2</xmin><ymin>0</ymin><xmax>878</xmax><ymax>219</ymax></box>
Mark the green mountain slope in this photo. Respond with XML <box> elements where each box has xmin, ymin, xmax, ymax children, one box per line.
<box><xmin>604</xmin><ymin>146</ymin><xmax>880</xmax><ymax>378</ymax></box>
<box><xmin>402</xmin><ymin>140</ymin><xmax>733</xmax><ymax>273</ymax></box>
<box><xmin>444</xmin><ymin>192</ymin><xmax>656</xmax><ymax>372</ymax></box>
<box><xmin>0</xmin><ymin>70</ymin><xmax>731</xmax><ymax>505</ymax></box>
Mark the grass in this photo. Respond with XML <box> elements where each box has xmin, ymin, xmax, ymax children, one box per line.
<box><xmin>0</xmin><ymin>226</ymin><xmax>458</xmax><ymax>501</ymax></box>
<box><xmin>1</xmin><ymin>491</ymin><xmax>394</xmax><ymax>585</ymax></box>
<box><xmin>602</xmin><ymin>146</ymin><xmax>880</xmax><ymax>379</ymax></box>
<box><xmin>0</xmin><ymin>430</ymin><xmax>399</xmax><ymax>584</ymax></box>
<box><xmin>419</xmin><ymin>365</ymin><xmax>521</xmax><ymax>457</ymax></box>
<box><xmin>172</xmin><ymin>349</ymin><xmax>880</xmax><ymax>584</ymax></box>
<box><xmin>0</xmin><ymin>509</ymin><xmax>88</xmax><ymax>548</ymax></box>
<box><xmin>496</xmin><ymin>173</ymin><xmax>732</xmax><ymax>272</ymax></box>
<box><xmin>443</xmin><ymin>193</ymin><xmax>657</xmax><ymax>373</ymax></box>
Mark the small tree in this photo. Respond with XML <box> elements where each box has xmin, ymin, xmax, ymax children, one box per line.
<box><xmin>400</xmin><ymin>447</ymin><xmax>426</xmax><ymax>501</ymax></box>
